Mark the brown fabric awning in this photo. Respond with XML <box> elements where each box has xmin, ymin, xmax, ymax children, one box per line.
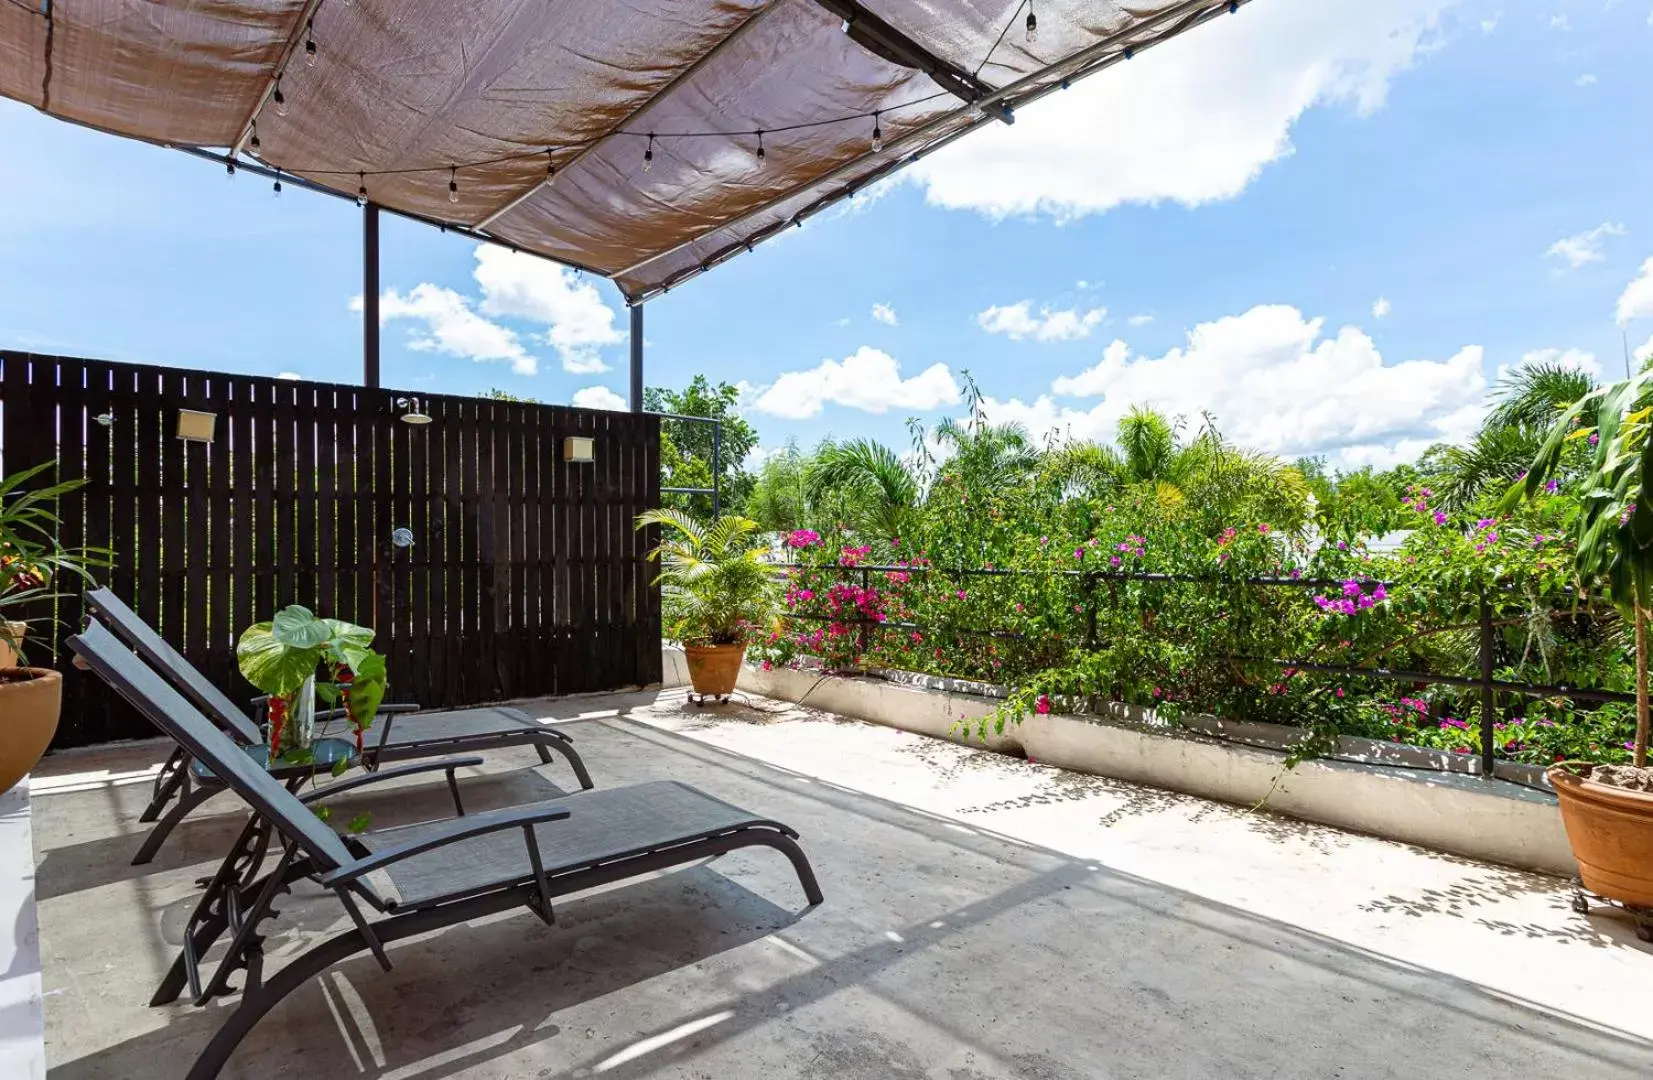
<box><xmin>2</xmin><ymin>0</ymin><xmax>1248</xmax><ymax>301</ymax></box>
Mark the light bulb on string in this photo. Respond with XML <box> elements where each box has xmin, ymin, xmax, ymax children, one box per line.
<box><xmin>272</xmin><ymin>78</ymin><xmax>287</xmax><ymax>117</ymax></box>
<box><xmin>273</xmin><ymin>170</ymin><xmax>283</xmax><ymax>197</ymax></box>
<box><xmin>448</xmin><ymin>167</ymin><xmax>459</xmax><ymax>204</ymax></box>
<box><xmin>755</xmin><ymin>130</ymin><xmax>765</xmax><ymax>168</ymax></box>
<box><xmin>356</xmin><ymin>172</ymin><xmax>367</xmax><ymax>207</ymax></box>
<box><xmin>1026</xmin><ymin>3</ymin><xmax>1037</xmax><ymax>44</ymax></box>
<box><xmin>546</xmin><ymin>149</ymin><xmax>556</xmax><ymax>182</ymax></box>
<box><xmin>871</xmin><ymin>112</ymin><xmax>883</xmax><ymax>152</ymax></box>
<box><xmin>304</xmin><ymin>21</ymin><xmax>317</xmax><ymax>66</ymax></box>
<box><xmin>249</xmin><ymin>123</ymin><xmax>260</xmax><ymax>152</ymax></box>
<box><xmin>643</xmin><ymin>134</ymin><xmax>654</xmax><ymax>173</ymax></box>
<box><xmin>226</xmin><ymin>159</ymin><xmax>236</xmax><ymax>179</ymax></box>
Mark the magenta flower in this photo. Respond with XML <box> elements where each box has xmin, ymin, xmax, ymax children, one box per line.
<box><xmin>1589</xmin><ymin>431</ymin><xmax>1600</xmax><ymax>446</ymax></box>
<box><xmin>956</xmin><ymin>590</ymin><xmax>968</xmax><ymax>602</ymax></box>
<box><xmin>1110</xmin><ymin>555</ymin><xmax>1122</xmax><ymax>567</ymax></box>
<box><xmin>1433</xmin><ymin>510</ymin><xmax>1447</xmax><ymax>526</ymax></box>
<box><xmin>1342</xmin><ymin>580</ymin><xmax>1362</xmax><ymax>598</ymax></box>
<box><xmin>1372</xmin><ymin>584</ymin><xmax>1387</xmax><ymax>601</ymax></box>
<box><xmin>1544</xmin><ymin>479</ymin><xmax>1559</xmax><ymax>494</ymax></box>
<box><xmin>787</xmin><ymin>528</ymin><xmax>820</xmax><ymax>548</ymax></box>
<box><xmin>1035</xmin><ymin>694</ymin><xmax>1052</xmax><ymax>715</ymax></box>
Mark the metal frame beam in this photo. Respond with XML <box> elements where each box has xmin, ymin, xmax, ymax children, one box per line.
<box><xmin>811</xmin><ymin>0</ymin><xmax>1011</xmax><ymax>119</ymax></box>
<box><xmin>622</xmin><ymin>0</ymin><xmax>1244</xmax><ymax>299</ymax></box>
<box><xmin>629</xmin><ymin>304</ymin><xmax>645</xmax><ymax>413</ymax></box>
<box><xmin>229</xmin><ymin>0</ymin><xmax>327</xmax><ymax>158</ymax></box>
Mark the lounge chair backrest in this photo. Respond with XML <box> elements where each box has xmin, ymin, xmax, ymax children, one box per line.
<box><xmin>69</xmin><ymin>619</ymin><xmax>357</xmax><ymax>874</ymax></box>
<box><xmin>84</xmin><ymin>588</ymin><xmax>263</xmax><ymax>745</ymax></box>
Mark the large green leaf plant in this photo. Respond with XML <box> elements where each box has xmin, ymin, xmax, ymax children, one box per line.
<box><xmin>1501</xmin><ymin>371</ymin><xmax>1653</xmax><ymax>768</ymax></box>
<box><xmin>636</xmin><ymin>509</ymin><xmax>775</xmax><ymax>647</ymax></box>
<box><xmin>237</xmin><ymin>605</ymin><xmax>386</xmax><ymax>763</ymax></box>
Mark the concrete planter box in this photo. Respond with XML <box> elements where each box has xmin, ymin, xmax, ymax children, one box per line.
<box><xmin>661</xmin><ymin>647</ymin><xmax>1573</xmax><ymax>875</ymax></box>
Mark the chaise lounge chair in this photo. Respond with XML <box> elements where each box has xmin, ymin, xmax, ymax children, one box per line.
<box><xmin>83</xmin><ymin>587</ymin><xmax>594</xmax><ymax>864</ymax></box>
<box><xmin>69</xmin><ymin>618</ymin><xmax>822</xmax><ymax>1080</ymax></box>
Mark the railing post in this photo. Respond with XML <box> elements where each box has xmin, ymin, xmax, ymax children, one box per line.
<box><xmin>858</xmin><ymin>566</ymin><xmax>870</xmax><ymax>663</ymax></box>
<box><xmin>1479</xmin><ymin>591</ymin><xmax>1496</xmax><ymax>777</ymax></box>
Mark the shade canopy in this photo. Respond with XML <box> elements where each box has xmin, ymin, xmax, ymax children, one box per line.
<box><xmin>2</xmin><ymin>0</ymin><xmax>1247</xmax><ymax>301</ymax></box>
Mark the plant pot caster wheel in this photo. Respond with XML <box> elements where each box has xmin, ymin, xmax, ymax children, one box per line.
<box><xmin>687</xmin><ymin>692</ymin><xmax>732</xmax><ymax>708</ymax></box>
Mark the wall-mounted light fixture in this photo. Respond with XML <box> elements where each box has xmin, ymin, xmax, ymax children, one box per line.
<box><xmin>396</xmin><ymin>397</ymin><xmax>432</xmax><ymax>424</ymax></box>
<box><xmin>176</xmin><ymin>409</ymin><xmax>217</xmax><ymax>442</ymax></box>
<box><xmin>563</xmin><ymin>436</ymin><xmax>595</xmax><ymax>463</ymax></box>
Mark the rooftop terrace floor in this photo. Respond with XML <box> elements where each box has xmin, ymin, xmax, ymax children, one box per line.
<box><xmin>31</xmin><ymin>688</ymin><xmax>1653</xmax><ymax>1079</ymax></box>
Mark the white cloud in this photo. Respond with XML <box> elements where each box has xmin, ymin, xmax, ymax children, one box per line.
<box><xmin>1480</xmin><ymin>15</ymin><xmax>1499</xmax><ymax>33</ymax></box>
<box><xmin>1515</xmin><ymin>347</ymin><xmax>1602</xmax><ymax>379</ymax></box>
<box><xmin>472</xmin><ymin>247</ymin><xmax>622</xmax><ymax>374</ymax></box>
<box><xmin>571</xmin><ymin>385</ymin><xmax>628</xmax><ymax>411</ymax></box>
<box><xmin>1549</xmin><ymin>14</ymin><xmax>1571</xmax><ymax>30</ymax></box>
<box><xmin>871</xmin><ymin>303</ymin><xmax>899</xmax><ymax>326</ymax></box>
<box><xmin>1575</xmin><ymin>73</ymin><xmax>1597</xmax><ymax>86</ymax></box>
<box><xmin>1127</xmin><ymin>313</ymin><xmax>1155</xmax><ymax>327</ymax></box>
<box><xmin>1371</xmin><ymin>296</ymin><xmax>1391</xmax><ymax>318</ymax></box>
<box><xmin>834</xmin><ymin>316</ymin><xmax>851</xmax><ymax>327</ymax></box>
<box><xmin>1546</xmin><ymin>222</ymin><xmax>1627</xmax><ymax>269</ymax></box>
<box><xmin>977</xmin><ymin>301</ymin><xmax>1107</xmax><ymax>342</ymax></box>
<box><xmin>998</xmin><ymin>303</ymin><xmax>1487</xmax><ymax>469</ymax></box>
<box><xmin>751</xmin><ymin>346</ymin><xmax>960</xmax><ymax>419</ymax></box>
<box><xmin>354</xmin><ymin>285</ymin><xmax>538</xmax><ymax>375</ymax></box>
<box><xmin>908</xmin><ymin>0</ymin><xmax>1448</xmax><ymax>220</ymax></box>
<box><xmin>275</xmin><ymin>371</ymin><xmax>301</xmax><ymax>380</ymax></box>
<box><xmin>1619</xmin><ymin>257</ymin><xmax>1653</xmax><ymax>323</ymax></box>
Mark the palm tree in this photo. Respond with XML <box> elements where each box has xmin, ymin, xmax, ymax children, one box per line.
<box><xmin>635</xmin><ymin>509</ymin><xmax>774</xmax><ymax>645</ymax></box>
<box><xmin>1431</xmin><ymin>359</ymin><xmax>1600</xmax><ymax>511</ymax></box>
<box><xmin>932</xmin><ymin>418</ymin><xmax>1042</xmax><ymax>494</ymax></box>
<box><xmin>806</xmin><ymin>438</ymin><xmax>919</xmax><ymax>541</ymax></box>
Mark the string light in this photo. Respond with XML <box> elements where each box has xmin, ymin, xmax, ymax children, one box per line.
<box><xmin>226</xmin><ymin>159</ymin><xmax>236</xmax><ymax>178</ymax></box>
<box><xmin>1229</xmin><ymin>1</ymin><xmax>1238</xmax><ymax>11</ymax></box>
<box><xmin>273</xmin><ymin>169</ymin><xmax>283</xmax><ymax>196</ymax></box>
<box><xmin>304</xmin><ymin>20</ymin><xmax>317</xmax><ymax>66</ymax></box>
<box><xmin>546</xmin><ymin>149</ymin><xmax>556</xmax><ymax>181</ymax></box>
<box><xmin>1025</xmin><ymin>2</ymin><xmax>1037</xmax><ymax>44</ymax></box>
<box><xmin>272</xmin><ymin>77</ymin><xmax>288</xmax><ymax>117</ymax></box>
<box><xmin>871</xmin><ymin>111</ymin><xmax>882</xmax><ymax>152</ymax></box>
<box><xmin>448</xmin><ymin>166</ymin><xmax>459</xmax><ymax>203</ymax></box>
<box><xmin>1123</xmin><ymin>47</ymin><xmax>1134</xmax><ymax>60</ymax></box>
<box><xmin>356</xmin><ymin>172</ymin><xmax>367</xmax><ymax>207</ymax></box>
<box><xmin>755</xmin><ymin>130</ymin><xmax>765</xmax><ymax>168</ymax></box>
<box><xmin>643</xmin><ymin>133</ymin><xmax>654</xmax><ymax>173</ymax></box>
<box><xmin>249</xmin><ymin>122</ymin><xmax>260</xmax><ymax>152</ymax></box>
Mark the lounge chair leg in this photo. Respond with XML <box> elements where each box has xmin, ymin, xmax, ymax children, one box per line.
<box><xmin>765</xmin><ymin>833</ymin><xmax>825</xmax><ymax>907</ymax></box>
<box><xmin>139</xmin><ymin>747</ymin><xmax>192</xmax><ymax>823</ymax></box>
<box><xmin>536</xmin><ymin>737</ymin><xmax>594</xmax><ymax>790</ymax></box>
<box><xmin>182</xmin><ymin>890</ymin><xmax>522</xmax><ymax>1080</ymax></box>
<box><xmin>132</xmin><ymin>785</ymin><xmax>222</xmax><ymax>866</ymax></box>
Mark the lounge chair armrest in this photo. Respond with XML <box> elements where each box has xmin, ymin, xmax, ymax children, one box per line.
<box><xmin>317</xmin><ymin>802</ymin><xmax>572</xmax><ymax>888</ymax></box>
<box><xmin>297</xmin><ymin>756</ymin><xmax>484</xmax><ymax>804</ymax></box>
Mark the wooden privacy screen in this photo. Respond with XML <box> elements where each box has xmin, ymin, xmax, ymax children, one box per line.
<box><xmin>0</xmin><ymin>351</ymin><xmax>662</xmax><ymax>748</ymax></box>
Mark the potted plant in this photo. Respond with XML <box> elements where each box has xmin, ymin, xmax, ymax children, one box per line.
<box><xmin>1</xmin><ymin>461</ymin><xmax>106</xmax><ymax>795</ymax></box>
<box><xmin>237</xmin><ymin>605</ymin><xmax>387</xmax><ymax>765</ymax></box>
<box><xmin>1503</xmin><ymin>371</ymin><xmax>1653</xmax><ymax>933</ymax></box>
<box><xmin>637</xmin><ymin>509</ymin><xmax>774</xmax><ymax>703</ymax></box>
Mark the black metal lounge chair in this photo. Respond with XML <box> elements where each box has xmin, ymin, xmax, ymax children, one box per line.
<box><xmin>83</xmin><ymin>587</ymin><xmax>595</xmax><ymax>865</ymax></box>
<box><xmin>68</xmin><ymin>618</ymin><xmax>822</xmax><ymax>1080</ymax></box>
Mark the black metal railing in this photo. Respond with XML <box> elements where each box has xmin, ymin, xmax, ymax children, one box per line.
<box><xmin>770</xmin><ymin>561</ymin><xmax>1634</xmax><ymax>777</ymax></box>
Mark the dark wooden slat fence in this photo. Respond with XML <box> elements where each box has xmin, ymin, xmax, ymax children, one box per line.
<box><xmin>0</xmin><ymin>351</ymin><xmax>662</xmax><ymax>749</ymax></box>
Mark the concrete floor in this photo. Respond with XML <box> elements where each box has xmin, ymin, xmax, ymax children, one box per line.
<box><xmin>30</xmin><ymin>688</ymin><xmax>1653</xmax><ymax>1079</ymax></box>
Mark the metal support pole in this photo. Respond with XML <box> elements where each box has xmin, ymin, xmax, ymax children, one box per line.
<box><xmin>363</xmin><ymin>203</ymin><xmax>381</xmax><ymax>389</ymax></box>
<box><xmin>711</xmin><ymin>419</ymin><xmax>722</xmax><ymax>519</ymax></box>
<box><xmin>629</xmin><ymin>304</ymin><xmax>644</xmax><ymax>412</ymax></box>
<box><xmin>1479</xmin><ymin>592</ymin><xmax>1497</xmax><ymax>777</ymax></box>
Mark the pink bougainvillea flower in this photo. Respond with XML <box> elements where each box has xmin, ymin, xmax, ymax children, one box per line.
<box><xmin>1433</xmin><ymin>510</ymin><xmax>1447</xmax><ymax>525</ymax></box>
<box><xmin>1035</xmin><ymin>695</ymin><xmax>1052</xmax><ymax>715</ymax></box>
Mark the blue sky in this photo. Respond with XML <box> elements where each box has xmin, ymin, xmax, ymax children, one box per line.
<box><xmin>2</xmin><ymin>0</ymin><xmax>1651</xmax><ymax>469</ymax></box>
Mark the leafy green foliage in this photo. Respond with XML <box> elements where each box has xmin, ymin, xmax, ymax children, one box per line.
<box><xmin>1</xmin><ymin>460</ymin><xmax>112</xmax><ymax>660</ymax></box>
<box><xmin>646</xmin><ymin>376</ymin><xmax>758</xmax><ymax>518</ymax></box>
<box><xmin>637</xmin><ymin>509</ymin><xmax>775</xmax><ymax>646</ymax></box>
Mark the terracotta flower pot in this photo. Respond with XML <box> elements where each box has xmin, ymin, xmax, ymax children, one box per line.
<box><xmin>0</xmin><ymin>621</ymin><xmax>24</xmax><ymax>669</ymax></box>
<box><xmin>0</xmin><ymin>667</ymin><xmax>62</xmax><ymax>795</ymax></box>
<box><xmin>1549</xmin><ymin>765</ymin><xmax>1653</xmax><ymax>908</ymax></box>
<box><xmin>684</xmin><ymin>643</ymin><xmax>745</xmax><ymax>699</ymax></box>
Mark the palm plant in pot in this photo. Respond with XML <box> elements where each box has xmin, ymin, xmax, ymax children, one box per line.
<box><xmin>636</xmin><ymin>509</ymin><xmax>775</xmax><ymax>704</ymax></box>
<box><xmin>1502</xmin><ymin>370</ymin><xmax>1653</xmax><ymax>935</ymax></box>
<box><xmin>1</xmin><ymin>461</ymin><xmax>106</xmax><ymax>795</ymax></box>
